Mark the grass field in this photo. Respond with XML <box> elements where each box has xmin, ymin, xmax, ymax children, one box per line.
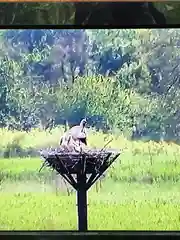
<box><xmin>0</xmin><ymin>127</ymin><xmax>180</xmax><ymax>230</ymax></box>
<box><xmin>1</xmin><ymin>179</ymin><xmax>180</xmax><ymax>230</ymax></box>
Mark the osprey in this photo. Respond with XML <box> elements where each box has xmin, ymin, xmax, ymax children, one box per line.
<box><xmin>60</xmin><ymin>118</ymin><xmax>87</xmax><ymax>148</ymax></box>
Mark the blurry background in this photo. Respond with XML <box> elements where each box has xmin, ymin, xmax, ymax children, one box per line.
<box><xmin>0</xmin><ymin>2</ymin><xmax>179</xmax><ymax>25</ymax></box>
<box><xmin>0</xmin><ymin>28</ymin><xmax>180</xmax><ymax>142</ymax></box>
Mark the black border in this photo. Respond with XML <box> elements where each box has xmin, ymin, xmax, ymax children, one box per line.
<box><xmin>0</xmin><ymin>24</ymin><xmax>179</xmax><ymax>29</ymax></box>
<box><xmin>0</xmin><ymin>230</ymin><xmax>180</xmax><ymax>240</ymax></box>
<box><xmin>1</xmin><ymin>230</ymin><xmax>180</xmax><ymax>235</ymax></box>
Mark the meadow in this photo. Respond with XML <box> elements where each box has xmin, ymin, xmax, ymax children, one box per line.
<box><xmin>0</xmin><ymin>127</ymin><xmax>180</xmax><ymax>230</ymax></box>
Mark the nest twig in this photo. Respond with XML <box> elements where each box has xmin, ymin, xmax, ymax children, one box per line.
<box><xmin>39</xmin><ymin>136</ymin><xmax>120</xmax><ymax>178</ymax></box>
<box><xmin>39</xmin><ymin>146</ymin><xmax>120</xmax><ymax>175</ymax></box>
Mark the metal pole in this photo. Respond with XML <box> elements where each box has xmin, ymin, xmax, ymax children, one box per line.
<box><xmin>76</xmin><ymin>172</ymin><xmax>88</xmax><ymax>232</ymax></box>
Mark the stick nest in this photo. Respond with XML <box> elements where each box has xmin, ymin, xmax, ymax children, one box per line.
<box><xmin>39</xmin><ymin>147</ymin><xmax>121</xmax><ymax>175</ymax></box>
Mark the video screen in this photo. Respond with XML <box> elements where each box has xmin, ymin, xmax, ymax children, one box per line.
<box><xmin>0</xmin><ymin>29</ymin><xmax>179</xmax><ymax>230</ymax></box>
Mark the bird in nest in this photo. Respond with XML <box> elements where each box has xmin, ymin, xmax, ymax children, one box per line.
<box><xmin>60</xmin><ymin>118</ymin><xmax>88</xmax><ymax>152</ymax></box>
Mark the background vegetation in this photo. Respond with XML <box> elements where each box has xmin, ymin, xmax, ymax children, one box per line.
<box><xmin>0</xmin><ymin>28</ymin><xmax>180</xmax><ymax>141</ymax></box>
<box><xmin>0</xmin><ymin>28</ymin><xmax>180</xmax><ymax>230</ymax></box>
<box><xmin>0</xmin><ymin>2</ymin><xmax>180</xmax><ymax>25</ymax></box>
<box><xmin>1</xmin><ymin>129</ymin><xmax>180</xmax><ymax>230</ymax></box>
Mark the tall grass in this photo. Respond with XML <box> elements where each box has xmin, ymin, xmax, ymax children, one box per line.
<box><xmin>1</xmin><ymin>128</ymin><xmax>180</xmax><ymax>230</ymax></box>
<box><xmin>0</xmin><ymin>127</ymin><xmax>180</xmax><ymax>183</ymax></box>
<box><xmin>1</xmin><ymin>183</ymin><xmax>180</xmax><ymax>230</ymax></box>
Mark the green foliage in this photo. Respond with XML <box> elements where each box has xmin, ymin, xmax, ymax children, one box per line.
<box><xmin>1</xmin><ymin>190</ymin><xmax>180</xmax><ymax>230</ymax></box>
<box><xmin>155</xmin><ymin>3</ymin><xmax>180</xmax><ymax>24</ymax></box>
<box><xmin>1</xmin><ymin>143</ymin><xmax>180</xmax><ymax>230</ymax></box>
<box><xmin>0</xmin><ymin>128</ymin><xmax>180</xmax><ymax>184</ymax></box>
<box><xmin>1</xmin><ymin>3</ymin><xmax>180</xmax><ymax>25</ymax></box>
<box><xmin>0</xmin><ymin>3</ymin><xmax>75</xmax><ymax>25</ymax></box>
<box><xmin>0</xmin><ymin>29</ymin><xmax>180</xmax><ymax>139</ymax></box>
<box><xmin>0</xmin><ymin>129</ymin><xmax>180</xmax><ymax>230</ymax></box>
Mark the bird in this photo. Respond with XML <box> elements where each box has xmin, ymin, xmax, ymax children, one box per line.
<box><xmin>60</xmin><ymin>118</ymin><xmax>87</xmax><ymax>151</ymax></box>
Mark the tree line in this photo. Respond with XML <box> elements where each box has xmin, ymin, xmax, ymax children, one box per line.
<box><xmin>0</xmin><ymin>29</ymin><xmax>180</xmax><ymax>141</ymax></box>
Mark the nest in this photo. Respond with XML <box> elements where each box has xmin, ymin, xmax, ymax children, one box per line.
<box><xmin>39</xmin><ymin>147</ymin><xmax>121</xmax><ymax>176</ymax></box>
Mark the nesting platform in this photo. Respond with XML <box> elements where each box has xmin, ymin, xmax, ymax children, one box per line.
<box><xmin>39</xmin><ymin>147</ymin><xmax>121</xmax><ymax>231</ymax></box>
<box><xmin>40</xmin><ymin>148</ymin><xmax>120</xmax><ymax>190</ymax></box>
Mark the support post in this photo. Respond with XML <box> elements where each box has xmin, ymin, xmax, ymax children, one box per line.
<box><xmin>76</xmin><ymin>172</ymin><xmax>88</xmax><ymax>232</ymax></box>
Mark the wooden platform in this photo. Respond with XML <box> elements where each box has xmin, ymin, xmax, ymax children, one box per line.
<box><xmin>40</xmin><ymin>148</ymin><xmax>121</xmax><ymax>175</ymax></box>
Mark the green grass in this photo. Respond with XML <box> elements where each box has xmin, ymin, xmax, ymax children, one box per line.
<box><xmin>0</xmin><ymin>126</ymin><xmax>180</xmax><ymax>158</ymax></box>
<box><xmin>0</xmin><ymin>157</ymin><xmax>52</xmax><ymax>182</ymax></box>
<box><xmin>1</xmin><ymin>181</ymin><xmax>180</xmax><ymax>230</ymax></box>
<box><xmin>0</xmin><ymin>128</ymin><xmax>180</xmax><ymax>230</ymax></box>
<box><xmin>1</xmin><ymin>154</ymin><xmax>180</xmax><ymax>184</ymax></box>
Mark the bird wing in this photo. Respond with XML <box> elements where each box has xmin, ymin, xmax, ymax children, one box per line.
<box><xmin>70</xmin><ymin>126</ymin><xmax>87</xmax><ymax>139</ymax></box>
